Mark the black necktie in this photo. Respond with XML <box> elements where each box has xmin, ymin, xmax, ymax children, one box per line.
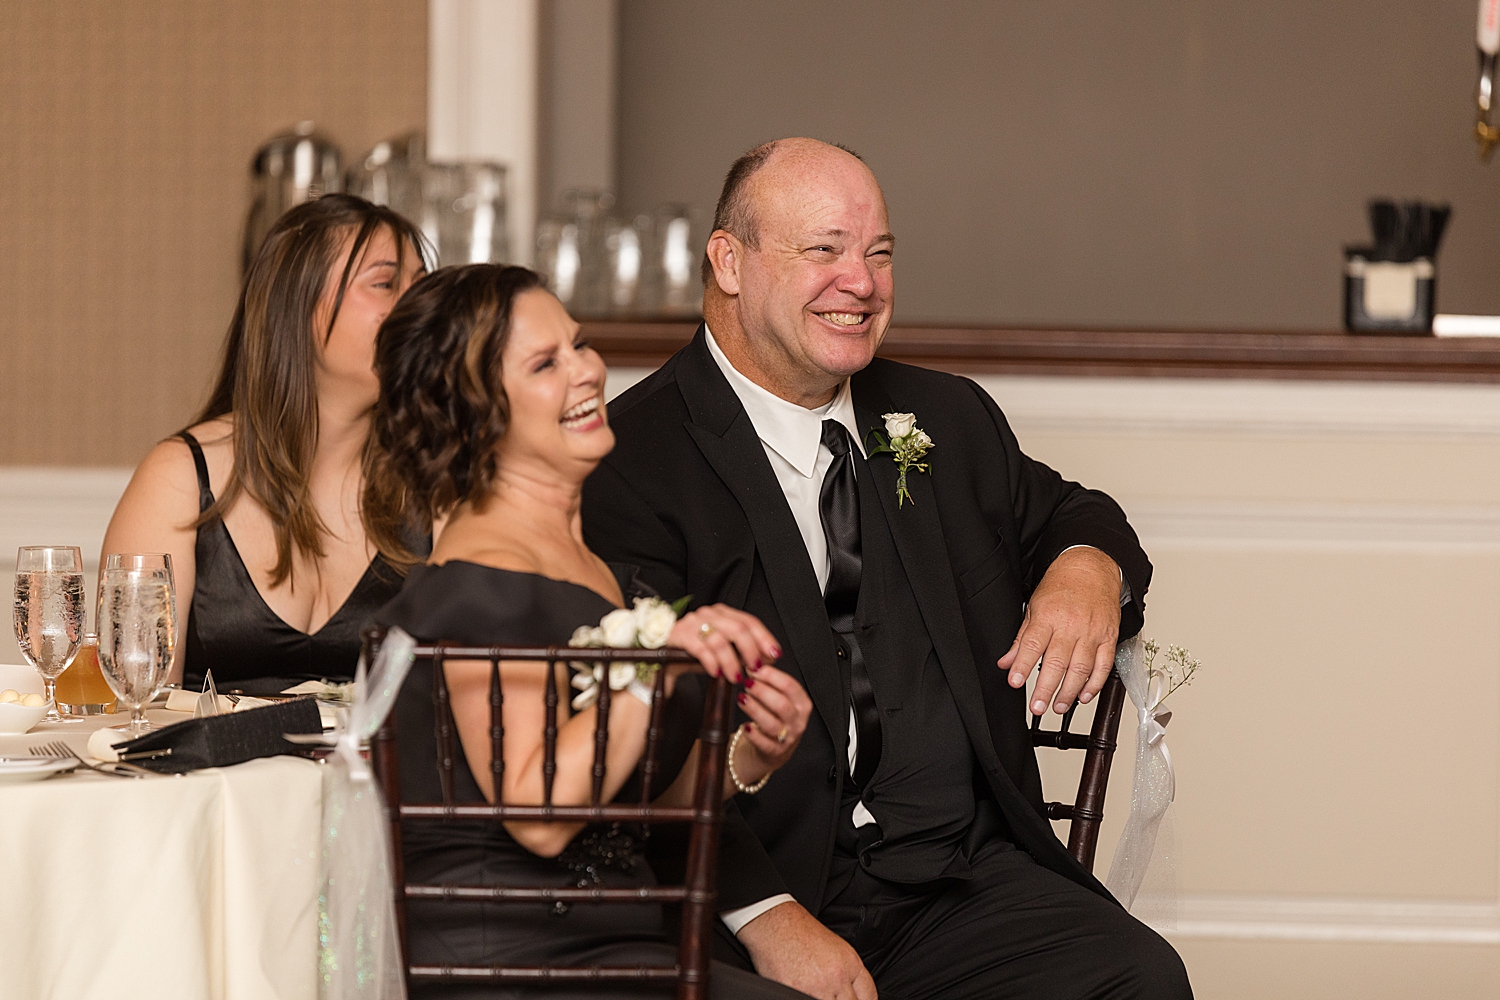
<box><xmin>819</xmin><ymin>419</ymin><xmax>882</xmax><ymax>791</ymax></box>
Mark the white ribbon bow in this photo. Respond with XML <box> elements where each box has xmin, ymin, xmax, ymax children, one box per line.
<box><xmin>1140</xmin><ymin>673</ymin><xmax>1175</xmax><ymax>802</ymax></box>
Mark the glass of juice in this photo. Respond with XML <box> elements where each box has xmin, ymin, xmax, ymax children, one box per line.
<box><xmin>54</xmin><ymin>634</ymin><xmax>117</xmax><ymax>716</ymax></box>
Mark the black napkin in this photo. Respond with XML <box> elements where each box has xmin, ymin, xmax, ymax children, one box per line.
<box><xmin>114</xmin><ymin>697</ymin><xmax>323</xmax><ymax>774</ymax></box>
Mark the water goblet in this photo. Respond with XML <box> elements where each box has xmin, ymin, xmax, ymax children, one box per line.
<box><xmin>13</xmin><ymin>546</ymin><xmax>86</xmax><ymax>724</ymax></box>
<box><xmin>102</xmin><ymin>554</ymin><xmax>177</xmax><ymax>657</ymax></box>
<box><xmin>97</xmin><ymin>565</ymin><xmax>177</xmax><ymax>735</ymax></box>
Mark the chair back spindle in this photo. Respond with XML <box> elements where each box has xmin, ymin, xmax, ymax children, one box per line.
<box><xmin>433</xmin><ymin>646</ymin><xmax>455</xmax><ymax>810</ymax></box>
<box><xmin>1029</xmin><ymin>668</ymin><xmax>1129</xmax><ymax>871</ymax></box>
<box><xmin>590</xmin><ymin>666</ymin><xmax>612</xmax><ymax>805</ymax></box>
<box><xmin>488</xmin><ymin>657</ymin><xmax>504</xmax><ymax>794</ymax></box>
<box><xmin>542</xmin><ymin>656</ymin><xmax>560</xmax><ymax>807</ymax></box>
<box><xmin>638</xmin><ymin>668</ymin><xmax>669</xmax><ymax>810</ymax></box>
<box><xmin>676</xmin><ymin>668</ymin><xmax>733</xmax><ymax>992</ymax></box>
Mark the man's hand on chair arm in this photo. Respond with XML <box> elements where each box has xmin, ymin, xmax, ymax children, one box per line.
<box><xmin>737</xmin><ymin>900</ymin><xmax>878</xmax><ymax>1000</ymax></box>
<box><xmin>997</xmin><ymin>545</ymin><xmax>1122</xmax><ymax>716</ymax></box>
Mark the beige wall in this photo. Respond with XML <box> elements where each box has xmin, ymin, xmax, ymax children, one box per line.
<box><xmin>617</xmin><ymin>0</ymin><xmax>1500</xmax><ymax>330</ymax></box>
<box><xmin>0</xmin><ymin>0</ymin><xmax>428</xmax><ymax>467</ymax></box>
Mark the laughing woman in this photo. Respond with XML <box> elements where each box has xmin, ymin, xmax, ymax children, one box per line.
<box><xmin>365</xmin><ymin>264</ymin><xmax>813</xmax><ymax>999</ymax></box>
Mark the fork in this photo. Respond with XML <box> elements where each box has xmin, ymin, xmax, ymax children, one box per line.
<box><xmin>29</xmin><ymin>740</ymin><xmax>150</xmax><ymax>779</ymax></box>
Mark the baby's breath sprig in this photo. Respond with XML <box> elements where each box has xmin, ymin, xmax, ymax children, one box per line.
<box><xmin>1142</xmin><ymin>638</ymin><xmax>1200</xmax><ymax>705</ymax></box>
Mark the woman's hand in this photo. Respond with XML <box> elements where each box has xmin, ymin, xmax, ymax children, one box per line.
<box><xmin>734</xmin><ymin>665</ymin><xmax>812</xmax><ymax>777</ymax></box>
<box><xmin>668</xmin><ymin>603</ymin><xmax>782</xmax><ymax>683</ymax></box>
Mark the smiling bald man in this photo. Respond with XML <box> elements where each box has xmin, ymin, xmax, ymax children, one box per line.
<box><xmin>583</xmin><ymin>138</ymin><xmax>1192</xmax><ymax>1000</ymax></box>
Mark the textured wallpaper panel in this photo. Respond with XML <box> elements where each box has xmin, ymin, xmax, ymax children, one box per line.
<box><xmin>0</xmin><ymin>1</ymin><xmax>427</xmax><ymax>465</ymax></box>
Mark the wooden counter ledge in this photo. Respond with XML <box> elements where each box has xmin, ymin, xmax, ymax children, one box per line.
<box><xmin>580</xmin><ymin>319</ymin><xmax>1500</xmax><ymax>384</ymax></box>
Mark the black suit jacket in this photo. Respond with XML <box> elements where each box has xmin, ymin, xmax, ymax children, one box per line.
<box><xmin>581</xmin><ymin>327</ymin><xmax>1152</xmax><ymax>912</ymax></box>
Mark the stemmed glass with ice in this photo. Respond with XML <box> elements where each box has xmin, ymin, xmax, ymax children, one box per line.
<box><xmin>97</xmin><ymin>555</ymin><xmax>178</xmax><ymax>735</ymax></box>
<box><xmin>13</xmin><ymin>546</ymin><xmax>86</xmax><ymax>724</ymax></box>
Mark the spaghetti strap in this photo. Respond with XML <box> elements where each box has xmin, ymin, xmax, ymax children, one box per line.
<box><xmin>177</xmin><ymin>431</ymin><xmax>214</xmax><ymax>515</ymax></box>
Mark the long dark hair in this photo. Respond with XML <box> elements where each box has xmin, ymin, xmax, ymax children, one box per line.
<box><xmin>363</xmin><ymin>264</ymin><xmax>547</xmax><ymax>569</ymax></box>
<box><xmin>191</xmin><ymin>193</ymin><xmax>429</xmax><ymax>587</ymax></box>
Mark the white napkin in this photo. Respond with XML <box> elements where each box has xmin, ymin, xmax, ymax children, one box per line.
<box><xmin>86</xmin><ymin>727</ymin><xmax>129</xmax><ymax>762</ymax></box>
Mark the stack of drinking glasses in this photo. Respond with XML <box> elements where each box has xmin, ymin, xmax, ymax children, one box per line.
<box><xmin>536</xmin><ymin>191</ymin><xmax>697</xmax><ymax>319</ymax></box>
<box><xmin>247</xmin><ymin>126</ymin><xmax>513</xmax><ymax>273</ymax></box>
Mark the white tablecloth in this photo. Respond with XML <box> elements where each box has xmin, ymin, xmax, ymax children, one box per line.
<box><xmin>0</xmin><ymin>711</ymin><xmax>325</xmax><ymax>1000</ymax></box>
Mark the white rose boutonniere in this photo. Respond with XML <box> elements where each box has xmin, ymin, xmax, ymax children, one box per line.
<box><xmin>567</xmin><ymin>595</ymin><xmax>691</xmax><ymax>710</ymax></box>
<box><xmin>866</xmin><ymin>412</ymin><xmax>934</xmax><ymax>507</ymax></box>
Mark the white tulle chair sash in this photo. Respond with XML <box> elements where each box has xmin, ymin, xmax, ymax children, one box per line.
<box><xmin>1103</xmin><ymin>635</ymin><xmax>1178</xmax><ymax>926</ymax></box>
<box><xmin>318</xmin><ymin>628</ymin><xmax>416</xmax><ymax>1000</ymax></box>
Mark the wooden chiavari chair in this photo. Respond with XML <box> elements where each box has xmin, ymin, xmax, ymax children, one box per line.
<box><xmin>363</xmin><ymin>629</ymin><xmax>735</xmax><ymax>1000</ymax></box>
<box><xmin>1029</xmin><ymin>668</ymin><xmax>1129</xmax><ymax>871</ymax></box>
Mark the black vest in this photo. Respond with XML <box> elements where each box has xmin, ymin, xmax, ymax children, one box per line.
<box><xmin>823</xmin><ymin>451</ymin><xmax>982</xmax><ymax>902</ymax></box>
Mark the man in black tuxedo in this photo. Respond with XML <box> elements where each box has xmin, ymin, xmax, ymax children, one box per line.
<box><xmin>582</xmin><ymin>138</ymin><xmax>1191</xmax><ymax>1000</ymax></box>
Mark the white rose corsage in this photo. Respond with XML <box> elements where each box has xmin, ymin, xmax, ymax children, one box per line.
<box><xmin>567</xmin><ymin>595</ymin><xmax>689</xmax><ymax>710</ymax></box>
<box><xmin>866</xmin><ymin>412</ymin><xmax>933</xmax><ymax>507</ymax></box>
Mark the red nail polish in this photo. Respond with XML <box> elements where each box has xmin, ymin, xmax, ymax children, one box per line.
<box><xmin>744</xmin><ymin>675</ymin><xmax>755</xmax><ymax>688</ymax></box>
<box><xmin>737</xmin><ymin>691</ymin><xmax>748</xmax><ymax>704</ymax></box>
<box><xmin>770</xmin><ymin>645</ymin><xmax>782</xmax><ymax>658</ymax></box>
<box><xmin>749</xmin><ymin>659</ymin><xmax>762</xmax><ymax>673</ymax></box>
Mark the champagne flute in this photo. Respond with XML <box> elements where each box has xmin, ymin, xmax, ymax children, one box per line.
<box><xmin>13</xmin><ymin>546</ymin><xmax>86</xmax><ymax>724</ymax></box>
<box><xmin>97</xmin><ymin>564</ymin><xmax>177</xmax><ymax>734</ymax></box>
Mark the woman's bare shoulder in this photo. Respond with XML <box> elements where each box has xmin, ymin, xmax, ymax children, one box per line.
<box><xmin>125</xmin><ymin>436</ymin><xmax>201</xmax><ymax>506</ymax></box>
<box><xmin>106</xmin><ymin>433</ymin><xmax>205</xmax><ymax>543</ymax></box>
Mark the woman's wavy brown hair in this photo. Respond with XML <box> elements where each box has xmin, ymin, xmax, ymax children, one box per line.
<box><xmin>363</xmin><ymin>264</ymin><xmax>547</xmax><ymax>569</ymax></box>
<box><xmin>190</xmin><ymin>193</ymin><xmax>429</xmax><ymax>587</ymax></box>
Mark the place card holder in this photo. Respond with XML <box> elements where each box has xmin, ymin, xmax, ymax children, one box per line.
<box><xmin>113</xmin><ymin>697</ymin><xmax>323</xmax><ymax>774</ymax></box>
<box><xmin>1344</xmin><ymin>252</ymin><xmax>1435</xmax><ymax>334</ymax></box>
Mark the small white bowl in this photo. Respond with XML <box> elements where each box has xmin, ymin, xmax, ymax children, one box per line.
<box><xmin>0</xmin><ymin>663</ymin><xmax>48</xmax><ymax>735</ymax></box>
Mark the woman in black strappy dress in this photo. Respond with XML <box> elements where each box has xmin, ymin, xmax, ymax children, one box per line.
<box><xmin>366</xmin><ymin>265</ymin><xmax>814</xmax><ymax>999</ymax></box>
<box><xmin>100</xmin><ymin>195</ymin><xmax>428</xmax><ymax>691</ymax></box>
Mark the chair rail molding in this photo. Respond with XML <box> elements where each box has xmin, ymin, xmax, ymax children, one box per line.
<box><xmin>1126</xmin><ymin>499</ymin><xmax>1500</xmax><ymax>551</ymax></box>
<box><xmin>1165</xmin><ymin>895</ymin><xmax>1500</xmax><ymax>945</ymax></box>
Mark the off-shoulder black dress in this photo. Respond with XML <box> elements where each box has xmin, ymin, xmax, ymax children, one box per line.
<box><xmin>376</xmin><ymin>560</ymin><xmax>806</xmax><ymax>1000</ymax></box>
